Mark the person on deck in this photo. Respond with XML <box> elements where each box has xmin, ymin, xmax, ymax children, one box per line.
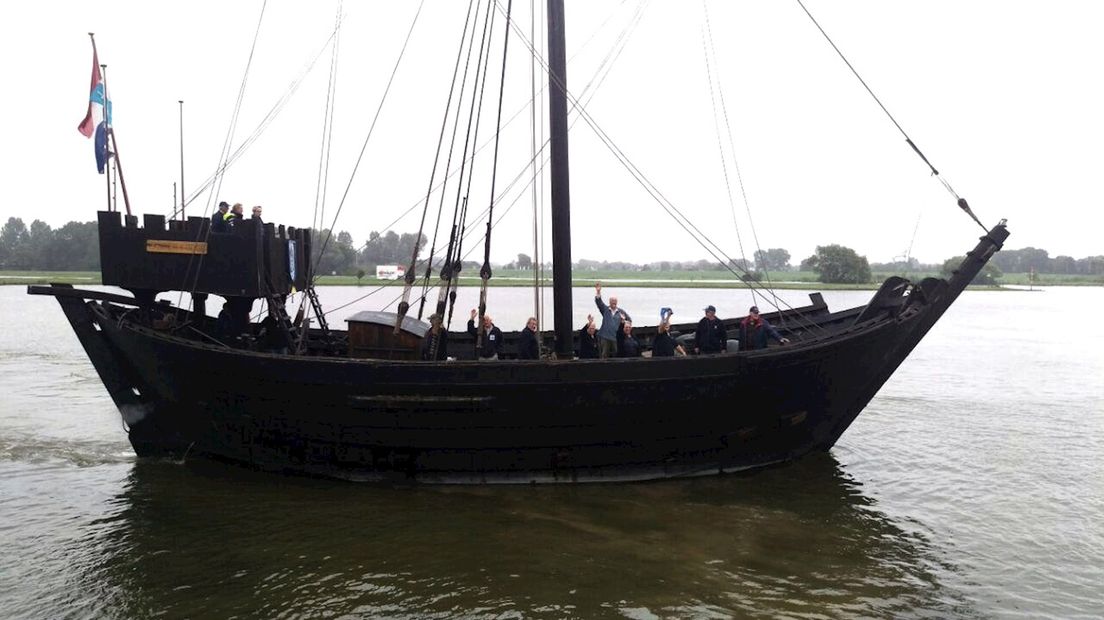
<box><xmin>421</xmin><ymin>313</ymin><xmax>449</xmax><ymax>361</ymax></box>
<box><xmin>211</xmin><ymin>201</ymin><xmax>230</xmax><ymax>233</ymax></box>
<box><xmin>738</xmin><ymin>306</ymin><xmax>790</xmax><ymax>351</ymax></box>
<box><xmin>518</xmin><ymin>317</ymin><xmax>540</xmax><ymax>360</ymax></box>
<box><xmin>577</xmin><ymin>314</ymin><xmax>600</xmax><ymax>359</ymax></box>
<box><xmin>251</xmin><ymin>205</ymin><xmax>264</xmax><ymax>223</ymax></box>
<box><xmin>467</xmin><ymin>309</ymin><xmax>503</xmax><ymax>361</ymax></box>
<box><xmin>258</xmin><ymin>310</ymin><xmax>291</xmax><ymax>355</ymax></box>
<box><xmin>652</xmin><ymin>319</ymin><xmax>686</xmax><ymax>357</ymax></box>
<box><xmin>694</xmin><ymin>305</ymin><xmax>728</xmax><ymax>355</ymax></box>
<box><xmin>617</xmin><ymin>321</ymin><xmax>641</xmax><ymax>358</ymax></box>
<box><xmin>594</xmin><ymin>282</ymin><xmax>631</xmax><ymax>358</ymax></box>
<box><xmin>226</xmin><ymin>203</ymin><xmax>245</xmax><ymax>229</ymax></box>
<box><xmin>215</xmin><ymin>302</ymin><xmax>235</xmax><ymax>340</ymax></box>
<box><xmin>215</xmin><ymin>301</ymin><xmax>250</xmax><ymax>345</ymax></box>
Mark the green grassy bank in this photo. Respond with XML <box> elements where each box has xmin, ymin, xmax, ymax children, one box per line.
<box><xmin>7</xmin><ymin>269</ymin><xmax>1097</xmax><ymax>289</ymax></box>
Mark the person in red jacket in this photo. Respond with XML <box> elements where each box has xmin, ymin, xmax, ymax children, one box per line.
<box><xmin>738</xmin><ymin>306</ymin><xmax>790</xmax><ymax>351</ymax></box>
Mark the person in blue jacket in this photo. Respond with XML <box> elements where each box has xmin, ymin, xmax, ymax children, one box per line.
<box><xmin>594</xmin><ymin>282</ymin><xmax>631</xmax><ymax>358</ymax></box>
<box><xmin>211</xmin><ymin>201</ymin><xmax>230</xmax><ymax>233</ymax></box>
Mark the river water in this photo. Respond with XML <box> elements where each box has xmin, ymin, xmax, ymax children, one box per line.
<box><xmin>1</xmin><ymin>284</ymin><xmax>1101</xmax><ymax>619</ymax></box>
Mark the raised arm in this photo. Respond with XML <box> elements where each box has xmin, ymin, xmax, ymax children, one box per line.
<box><xmin>595</xmin><ymin>295</ymin><xmax>609</xmax><ymax>315</ymax></box>
<box><xmin>764</xmin><ymin>320</ymin><xmax>789</xmax><ymax>344</ymax></box>
<box><xmin>466</xmin><ymin>308</ymin><xmax>478</xmax><ymax>337</ymax></box>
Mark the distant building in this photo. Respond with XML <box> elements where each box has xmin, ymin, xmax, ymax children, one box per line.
<box><xmin>376</xmin><ymin>265</ymin><xmax>405</xmax><ymax>281</ymax></box>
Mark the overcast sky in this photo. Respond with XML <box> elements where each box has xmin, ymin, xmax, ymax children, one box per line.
<box><xmin>1</xmin><ymin>0</ymin><xmax>1101</xmax><ymax>266</ymax></box>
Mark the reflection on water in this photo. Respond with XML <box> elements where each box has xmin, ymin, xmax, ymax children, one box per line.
<box><xmin>68</xmin><ymin>455</ymin><xmax>969</xmax><ymax>619</ymax></box>
<box><xmin>4</xmin><ymin>286</ymin><xmax>1103</xmax><ymax>618</ymax></box>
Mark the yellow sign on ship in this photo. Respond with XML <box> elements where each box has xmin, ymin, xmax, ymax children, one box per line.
<box><xmin>145</xmin><ymin>240</ymin><xmax>208</xmax><ymax>255</ymax></box>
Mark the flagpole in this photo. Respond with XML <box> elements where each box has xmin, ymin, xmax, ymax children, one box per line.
<box><xmin>112</xmin><ymin>149</ymin><xmax>118</xmax><ymax>212</ymax></box>
<box><xmin>178</xmin><ymin>100</ymin><xmax>185</xmax><ymax>219</ymax></box>
<box><xmin>110</xmin><ymin>128</ymin><xmax>133</xmax><ymax>216</ymax></box>
<box><xmin>101</xmin><ymin>62</ymin><xmax>112</xmax><ymax>212</ymax></box>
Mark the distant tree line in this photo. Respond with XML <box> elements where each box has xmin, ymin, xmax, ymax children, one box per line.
<box><xmin>3</xmin><ymin>216</ymin><xmax>1101</xmax><ymax>284</ymax></box>
<box><xmin>989</xmin><ymin>247</ymin><xmax>1104</xmax><ymax>276</ymax></box>
<box><xmin>0</xmin><ymin>218</ymin><xmax>100</xmax><ymax>270</ymax></box>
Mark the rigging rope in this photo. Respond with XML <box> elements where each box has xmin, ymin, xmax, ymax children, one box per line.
<box><xmin>794</xmin><ymin>0</ymin><xmax>988</xmax><ymax>233</ymax></box>
<box><xmin>170</xmin><ymin>22</ymin><xmax>344</xmax><ymax>219</ymax></box>
<box><xmin>332</xmin><ymin>1</ymin><xmax>657</xmax><ymax>328</ymax></box>
<box><xmin>398</xmin><ymin>0</ymin><xmax>478</xmax><ymax>332</ymax></box>
<box><xmin>298</xmin><ymin>1</ymin><xmax>344</xmax><ymax>334</ymax></box>
<box><xmin>700</xmin><ymin>22</ymin><xmax>755</xmax><ymax>308</ymax></box>
<box><xmin>313</xmin><ymin>0</ymin><xmax>426</xmax><ymax>279</ymax></box>
<box><xmin>352</xmin><ymin>0</ymin><xmax>638</xmax><ymax>262</ymax></box>
<box><xmin>475</xmin><ymin>0</ymin><xmax>515</xmax><ymax>349</ymax></box>
<box><xmin>441</xmin><ymin>0</ymin><xmax>499</xmax><ymax>330</ymax></box>
<box><xmin>418</xmin><ymin>0</ymin><xmax>482</xmax><ymax>321</ymax></box>
<box><xmin>701</xmin><ymin>2</ymin><xmax>787</xmax><ymax>321</ymax></box>
<box><xmin>310</xmin><ymin>1</ymin><xmax>343</xmax><ymax>273</ymax></box>
<box><xmin>499</xmin><ymin>12</ymin><xmax>828</xmax><ymax>335</ymax></box>
<box><xmin>422</xmin><ymin>0</ymin><xmax>489</xmax><ymax>330</ymax></box>
<box><xmin>174</xmin><ymin>0</ymin><xmax>268</xmax><ymax>317</ymax></box>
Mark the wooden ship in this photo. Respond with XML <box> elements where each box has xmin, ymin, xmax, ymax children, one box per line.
<box><xmin>30</xmin><ymin>1</ymin><xmax>1009</xmax><ymax>483</ymax></box>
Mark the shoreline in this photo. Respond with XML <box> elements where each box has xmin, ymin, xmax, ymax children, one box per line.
<box><xmin>3</xmin><ymin>270</ymin><xmax>1088</xmax><ymax>290</ymax></box>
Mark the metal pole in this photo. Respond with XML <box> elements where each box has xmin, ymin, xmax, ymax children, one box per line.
<box><xmin>179</xmin><ymin>100</ymin><xmax>185</xmax><ymax>219</ymax></box>
<box><xmin>109</xmin><ymin>129</ymin><xmax>132</xmax><ymax>216</ymax></box>
<box><xmin>530</xmin><ymin>0</ymin><xmax>540</xmax><ymax>336</ymax></box>
<box><xmin>546</xmin><ymin>0</ymin><xmax>573</xmax><ymax>358</ymax></box>
<box><xmin>112</xmin><ymin>154</ymin><xmax>118</xmax><ymax>212</ymax></box>
<box><xmin>101</xmin><ymin>63</ymin><xmax>111</xmax><ymax>212</ymax></box>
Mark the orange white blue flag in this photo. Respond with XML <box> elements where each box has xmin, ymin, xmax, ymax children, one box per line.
<box><xmin>76</xmin><ymin>41</ymin><xmax>113</xmax><ymax>173</ymax></box>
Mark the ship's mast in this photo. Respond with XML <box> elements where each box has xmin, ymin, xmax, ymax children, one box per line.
<box><xmin>546</xmin><ymin>0</ymin><xmax>573</xmax><ymax>358</ymax></box>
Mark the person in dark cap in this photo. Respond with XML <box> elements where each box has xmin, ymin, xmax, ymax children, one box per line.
<box><xmin>211</xmin><ymin>201</ymin><xmax>230</xmax><ymax>233</ymax></box>
<box><xmin>421</xmin><ymin>313</ymin><xmax>449</xmax><ymax>361</ymax></box>
<box><xmin>738</xmin><ymin>306</ymin><xmax>790</xmax><ymax>351</ymax></box>
<box><xmin>694</xmin><ymin>304</ymin><xmax>727</xmax><ymax>354</ymax></box>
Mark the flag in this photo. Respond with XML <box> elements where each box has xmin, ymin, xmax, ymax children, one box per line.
<box><xmin>77</xmin><ymin>42</ymin><xmax>113</xmax><ymax>173</ymax></box>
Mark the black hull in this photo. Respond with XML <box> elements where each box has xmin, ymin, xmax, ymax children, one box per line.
<box><xmin>33</xmin><ymin>225</ymin><xmax>1009</xmax><ymax>483</ymax></box>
